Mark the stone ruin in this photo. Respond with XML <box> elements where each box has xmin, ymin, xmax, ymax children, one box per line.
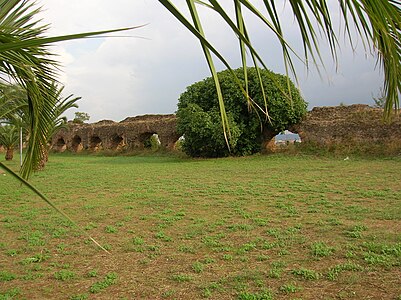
<box><xmin>291</xmin><ymin>104</ymin><xmax>401</xmax><ymax>147</ymax></box>
<box><xmin>50</xmin><ymin>105</ymin><xmax>401</xmax><ymax>153</ymax></box>
<box><xmin>51</xmin><ymin>114</ymin><xmax>180</xmax><ymax>153</ymax></box>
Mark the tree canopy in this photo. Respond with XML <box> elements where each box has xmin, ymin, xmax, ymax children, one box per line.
<box><xmin>177</xmin><ymin>67</ymin><xmax>307</xmax><ymax>157</ymax></box>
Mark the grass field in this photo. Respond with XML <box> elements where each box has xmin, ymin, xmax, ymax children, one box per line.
<box><xmin>1</xmin><ymin>153</ymin><xmax>401</xmax><ymax>300</ymax></box>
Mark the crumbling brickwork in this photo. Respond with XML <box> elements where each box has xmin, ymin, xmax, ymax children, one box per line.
<box><xmin>51</xmin><ymin>105</ymin><xmax>401</xmax><ymax>153</ymax></box>
<box><xmin>51</xmin><ymin>114</ymin><xmax>180</xmax><ymax>152</ymax></box>
<box><xmin>290</xmin><ymin>104</ymin><xmax>401</xmax><ymax>146</ymax></box>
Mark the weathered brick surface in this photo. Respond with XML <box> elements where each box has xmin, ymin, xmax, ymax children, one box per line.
<box><xmin>51</xmin><ymin>114</ymin><xmax>180</xmax><ymax>152</ymax></box>
<box><xmin>290</xmin><ymin>104</ymin><xmax>401</xmax><ymax>146</ymax></box>
<box><xmin>51</xmin><ymin>106</ymin><xmax>401</xmax><ymax>153</ymax></box>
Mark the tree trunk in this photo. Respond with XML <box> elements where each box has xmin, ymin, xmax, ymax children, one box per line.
<box><xmin>34</xmin><ymin>145</ymin><xmax>48</xmax><ymax>171</ymax></box>
<box><xmin>5</xmin><ymin>147</ymin><xmax>14</xmax><ymax>161</ymax></box>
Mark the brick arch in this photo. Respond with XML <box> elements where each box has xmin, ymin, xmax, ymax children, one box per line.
<box><xmin>110</xmin><ymin>133</ymin><xmax>125</xmax><ymax>150</ymax></box>
<box><xmin>89</xmin><ymin>135</ymin><xmax>102</xmax><ymax>151</ymax></box>
<box><xmin>71</xmin><ymin>135</ymin><xmax>83</xmax><ymax>152</ymax></box>
<box><xmin>54</xmin><ymin>137</ymin><xmax>67</xmax><ymax>152</ymax></box>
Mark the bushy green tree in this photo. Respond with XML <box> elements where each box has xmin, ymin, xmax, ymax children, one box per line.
<box><xmin>177</xmin><ymin>67</ymin><xmax>307</xmax><ymax>157</ymax></box>
<box><xmin>73</xmin><ymin>112</ymin><xmax>90</xmax><ymax>124</ymax></box>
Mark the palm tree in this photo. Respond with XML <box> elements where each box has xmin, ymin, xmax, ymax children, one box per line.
<box><xmin>159</xmin><ymin>0</ymin><xmax>401</xmax><ymax>137</ymax></box>
<box><xmin>0</xmin><ymin>125</ymin><xmax>19</xmax><ymax>161</ymax></box>
<box><xmin>0</xmin><ymin>0</ymin><xmax>138</xmax><ymax>178</ymax></box>
<box><xmin>0</xmin><ymin>81</ymin><xmax>80</xmax><ymax>169</ymax></box>
<box><xmin>36</xmin><ymin>83</ymin><xmax>80</xmax><ymax>170</ymax></box>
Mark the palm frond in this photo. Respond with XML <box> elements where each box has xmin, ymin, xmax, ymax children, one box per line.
<box><xmin>0</xmin><ymin>0</ymin><xmax>142</xmax><ymax>178</ymax></box>
<box><xmin>0</xmin><ymin>162</ymin><xmax>110</xmax><ymax>253</ymax></box>
<box><xmin>160</xmin><ymin>0</ymin><xmax>401</xmax><ymax>121</ymax></box>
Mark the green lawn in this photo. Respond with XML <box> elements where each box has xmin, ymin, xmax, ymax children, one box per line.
<box><xmin>1</xmin><ymin>153</ymin><xmax>401</xmax><ymax>299</ymax></box>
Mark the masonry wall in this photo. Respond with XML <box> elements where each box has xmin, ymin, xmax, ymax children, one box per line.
<box><xmin>51</xmin><ymin>105</ymin><xmax>401</xmax><ymax>153</ymax></box>
<box><xmin>291</xmin><ymin>104</ymin><xmax>401</xmax><ymax>147</ymax></box>
<box><xmin>51</xmin><ymin>114</ymin><xmax>180</xmax><ymax>152</ymax></box>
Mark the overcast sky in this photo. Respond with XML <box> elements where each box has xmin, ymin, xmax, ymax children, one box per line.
<box><xmin>38</xmin><ymin>0</ymin><xmax>383</xmax><ymax>122</ymax></box>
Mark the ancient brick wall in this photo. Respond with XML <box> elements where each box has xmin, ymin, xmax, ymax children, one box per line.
<box><xmin>51</xmin><ymin>114</ymin><xmax>181</xmax><ymax>152</ymax></box>
<box><xmin>51</xmin><ymin>105</ymin><xmax>401</xmax><ymax>153</ymax></box>
<box><xmin>290</xmin><ymin>104</ymin><xmax>401</xmax><ymax>147</ymax></box>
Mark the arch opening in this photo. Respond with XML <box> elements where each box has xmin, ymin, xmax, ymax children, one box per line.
<box><xmin>140</xmin><ymin>132</ymin><xmax>161</xmax><ymax>150</ymax></box>
<box><xmin>275</xmin><ymin>130</ymin><xmax>301</xmax><ymax>145</ymax></box>
<box><xmin>174</xmin><ymin>135</ymin><xmax>185</xmax><ymax>151</ymax></box>
<box><xmin>72</xmin><ymin>135</ymin><xmax>83</xmax><ymax>152</ymax></box>
<box><xmin>55</xmin><ymin>137</ymin><xmax>66</xmax><ymax>152</ymax></box>
<box><xmin>111</xmin><ymin>134</ymin><xmax>124</xmax><ymax>150</ymax></box>
<box><xmin>90</xmin><ymin>136</ymin><xmax>102</xmax><ymax>152</ymax></box>
<box><xmin>268</xmin><ymin>130</ymin><xmax>301</xmax><ymax>152</ymax></box>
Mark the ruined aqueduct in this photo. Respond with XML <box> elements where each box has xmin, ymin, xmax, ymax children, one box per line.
<box><xmin>51</xmin><ymin>105</ymin><xmax>401</xmax><ymax>153</ymax></box>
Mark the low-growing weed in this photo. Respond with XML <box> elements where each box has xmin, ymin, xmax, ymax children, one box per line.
<box><xmin>345</xmin><ymin>224</ymin><xmax>367</xmax><ymax>238</ymax></box>
<box><xmin>0</xmin><ymin>270</ymin><xmax>17</xmax><ymax>281</ymax></box>
<box><xmin>291</xmin><ymin>268</ymin><xmax>320</xmax><ymax>280</ymax></box>
<box><xmin>0</xmin><ymin>288</ymin><xmax>21</xmax><ymax>299</ymax></box>
<box><xmin>237</xmin><ymin>290</ymin><xmax>273</xmax><ymax>300</ymax></box>
<box><xmin>69</xmin><ymin>294</ymin><xmax>89</xmax><ymax>300</ymax></box>
<box><xmin>87</xmin><ymin>270</ymin><xmax>98</xmax><ymax>278</ymax></box>
<box><xmin>155</xmin><ymin>231</ymin><xmax>172</xmax><ymax>242</ymax></box>
<box><xmin>20</xmin><ymin>253</ymin><xmax>50</xmax><ymax>265</ymax></box>
<box><xmin>192</xmin><ymin>261</ymin><xmax>204</xmax><ymax>273</ymax></box>
<box><xmin>161</xmin><ymin>289</ymin><xmax>176</xmax><ymax>298</ymax></box>
<box><xmin>89</xmin><ymin>272</ymin><xmax>118</xmax><ymax>293</ymax></box>
<box><xmin>327</xmin><ymin>262</ymin><xmax>363</xmax><ymax>281</ymax></box>
<box><xmin>5</xmin><ymin>249</ymin><xmax>18</xmax><ymax>257</ymax></box>
<box><xmin>132</xmin><ymin>237</ymin><xmax>144</xmax><ymax>245</ymax></box>
<box><xmin>54</xmin><ymin>270</ymin><xmax>76</xmax><ymax>281</ymax></box>
<box><xmin>311</xmin><ymin>242</ymin><xmax>335</xmax><ymax>257</ymax></box>
<box><xmin>104</xmin><ymin>225</ymin><xmax>118</xmax><ymax>233</ymax></box>
<box><xmin>178</xmin><ymin>244</ymin><xmax>195</xmax><ymax>253</ymax></box>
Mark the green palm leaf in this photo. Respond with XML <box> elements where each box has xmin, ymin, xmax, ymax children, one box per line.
<box><xmin>160</xmin><ymin>0</ymin><xmax>401</xmax><ymax>121</ymax></box>
<box><xmin>0</xmin><ymin>0</ymin><xmax>141</xmax><ymax>178</ymax></box>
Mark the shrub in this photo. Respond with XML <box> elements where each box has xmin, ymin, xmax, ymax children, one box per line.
<box><xmin>176</xmin><ymin>67</ymin><xmax>307</xmax><ymax>157</ymax></box>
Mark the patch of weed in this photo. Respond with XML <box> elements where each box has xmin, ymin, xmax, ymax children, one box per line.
<box><xmin>345</xmin><ymin>224</ymin><xmax>367</xmax><ymax>238</ymax></box>
<box><xmin>5</xmin><ymin>249</ymin><xmax>18</xmax><ymax>257</ymax></box>
<box><xmin>311</xmin><ymin>242</ymin><xmax>335</xmax><ymax>257</ymax></box>
<box><xmin>89</xmin><ymin>272</ymin><xmax>118</xmax><ymax>293</ymax></box>
<box><xmin>237</xmin><ymin>290</ymin><xmax>273</xmax><ymax>300</ymax></box>
<box><xmin>0</xmin><ymin>271</ymin><xmax>17</xmax><ymax>281</ymax></box>
<box><xmin>104</xmin><ymin>225</ymin><xmax>118</xmax><ymax>233</ymax></box>
<box><xmin>87</xmin><ymin>270</ymin><xmax>98</xmax><ymax>278</ymax></box>
<box><xmin>327</xmin><ymin>262</ymin><xmax>363</xmax><ymax>281</ymax></box>
<box><xmin>20</xmin><ymin>252</ymin><xmax>50</xmax><ymax>265</ymax></box>
<box><xmin>0</xmin><ymin>288</ymin><xmax>20</xmax><ymax>299</ymax></box>
<box><xmin>192</xmin><ymin>261</ymin><xmax>204</xmax><ymax>273</ymax></box>
<box><xmin>161</xmin><ymin>289</ymin><xmax>176</xmax><ymax>298</ymax></box>
<box><xmin>291</xmin><ymin>268</ymin><xmax>320</xmax><ymax>280</ymax></box>
<box><xmin>69</xmin><ymin>294</ymin><xmax>89</xmax><ymax>300</ymax></box>
<box><xmin>155</xmin><ymin>231</ymin><xmax>172</xmax><ymax>242</ymax></box>
<box><xmin>54</xmin><ymin>270</ymin><xmax>76</xmax><ymax>281</ymax></box>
